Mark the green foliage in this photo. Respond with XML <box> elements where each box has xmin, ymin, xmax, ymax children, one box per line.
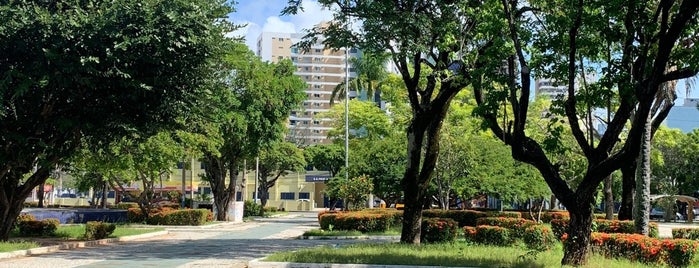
<box><xmin>127</xmin><ymin>208</ymin><xmax>145</xmax><ymax>223</ymax></box>
<box><xmin>147</xmin><ymin>209</ymin><xmax>210</xmax><ymax>226</ymax></box>
<box><xmin>422</xmin><ymin>209</ymin><xmax>486</xmax><ymax>227</ymax></box>
<box><xmin>552</xmin><ymin>219</ymin><xmax>659</xmax><ymax>240</ymax></box>
<box><xmin>672</xmin><ymin>228</ymin><xmax>699</xmax><ymax>240</ymax></box>
<box><xmin>303</xmin><ymin>143</ymin><xmax>344</xmax><ymax>177</ymax></box>
<box><xmin>13</xmin><ymin>213</ymin><xmax>36</xmax><ymax>230</ymax></box>
<box><xmin>420</xmin><ymin>218</ymin><xmax>458</xmax><ymax>243</ymax></box>
<box><xmin>244</xmin><ymin>200</ymin><xmax>263</xmax><ymax>217</ymax></box>
<box><xmin>325</xmin><ymin>175</ymin><xmax>374</xmax><ymax>211</ymax></box>
<box><xmin>318</xmin><ymin>210</ymin><xmax>402</xmax><ymax>233</ymax></box>
<box><xmin>522</xmin><ymin>225</ymin><xmax>557</xmax><ymax>251</ymax></box>
<box><xmin>591</xmin><ymin>233</ymin><xmax>699</xmax><ymax>267</ymax></box>
<box><xmin>18</xmin><ymin>218</ymin><xmax>59</xmax><ymax>237</ymax></box>
<box><xmin>475</xmin><ymin>217</ymin><xmax>537</xmax><ymax>238</ymax></box>
<box><xmin>469</xmin><ymin>225</ymin><xmax>511</xmax><ymax>246</ymax></box>
<box><xmin>114</xmin><ymin>202</ymin><xmax>139</xmax><ymax>210</ymax></box>
<box><xmin>255</xmin><ymin>141</ymin><xmax>306</xmax><ymax>206</ymax></box>
<box><xmin>84</xmin><ymin>221</ymin><xmax>116</xmax><ymax>240</ymax></box>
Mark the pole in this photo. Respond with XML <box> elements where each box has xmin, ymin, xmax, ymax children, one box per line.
<box><xmin>255</xmin><ymin>157</ymin><xmax>259</xmax><ymax>204</ymax></box>
<box><xmin>242</xmin><ymin>159</ymin><xmax>246</xmax><ymax>201</ymax></box>
<box><xmin>181</xmin><ymin>159</ymin><xmax>186</xmax><ymax>208</ymax></box>
<box><xmin>190</xmin><ymin>158</ymin><xmax>194</xmax><ymax>202</ymax></box>
<box><xmin>344</xmin><ymin>3</ymin><xmax>350</xmax><ymax>183</ymax></box>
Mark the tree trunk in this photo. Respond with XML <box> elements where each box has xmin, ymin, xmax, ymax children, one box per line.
<box><xmin>561</xmin><ymin>200</ymin><xmax>594</xmax><ymax>266</ymax></box>
<box><xmin>604</xmin><ymin>174</ymin><xmax>614</xmax><ymax>220</ymax></box>
<box><xmin>618</xmin><ymin>160</ymin><xmax>636</xmax><ymax>220</ymax></box>
<box><xmin>38</xmin><ymin>183</ymin><xmax>45</xmax><ymax>208</ymax></box>
<box><xmin>101</xmin><ymin>180</ymin><xmax>108</xmax><ymax>209</ymax></box>
<box><xmin>260</xmin><ymin>187</ymin><xmax>269</xmax><ymax>208</ymax></box>
<box><xmin>206</xmin><ymin>155</ymin><xmax>232</xmax><ymax>221</ymax></box>
<box><xmin>400</xmin><ymin>181</ymin><xmax>425</xmax><ymax>244</ymax></box>
<box><xmin>634</xmin><ymin>113</ymin><xmax>653</xmax><ymax>235</ymax></box>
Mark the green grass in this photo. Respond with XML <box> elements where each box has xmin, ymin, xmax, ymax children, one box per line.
<box><xmin>0</xmin><ymin>241</ymin><xmax>40</xmax><ymax>252</ymax></box>
<box><xmin>17</xmin><ymin>224</ymin><xmax>164</xmax><ymax>240</ymax></box>
<box><xmin>303</xmin><ymin>227</ymin><xmax>402</xmax><ymax>237</ymax></box>
<box><xmin>264</xmin><ymin>242</ymin><xmax>662</xmax><ymax>268</ymax></box>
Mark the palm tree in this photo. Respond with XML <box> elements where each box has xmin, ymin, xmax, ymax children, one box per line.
<box><xmin>330</xmin><ymin>52</ymin><xmax>390</xmax><ymax>105</ymax></box>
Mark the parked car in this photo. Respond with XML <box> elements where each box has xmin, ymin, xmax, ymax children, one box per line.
<box><xmin>650</xmin><ymin>208</ymin><xmax>683</xmax><ymax>220</ymax></box>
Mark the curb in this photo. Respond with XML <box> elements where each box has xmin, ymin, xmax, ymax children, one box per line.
<box><xmin>0</xmin><ymin>230</ymin><xmax>169</xmax><ymax>260</ymax></box>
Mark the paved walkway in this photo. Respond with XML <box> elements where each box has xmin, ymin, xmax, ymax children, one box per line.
<box><xmin>0</xmin><ymin>212</ymin><xmax>360</xmax><ymax>268</ymax></box>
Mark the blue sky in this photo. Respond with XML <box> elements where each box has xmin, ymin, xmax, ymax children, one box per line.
<box><xmin>230</xmin><ymin>0</ymin><xmax>334</xmax><ymax>51</ymax></box>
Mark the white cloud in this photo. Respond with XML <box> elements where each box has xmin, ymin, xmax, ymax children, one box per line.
<box><xmin>231</xmin><ymin>0</ymin><xmax>335</xmax><ymax>52</ymax></box>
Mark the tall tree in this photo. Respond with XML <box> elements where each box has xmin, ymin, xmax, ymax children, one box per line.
<box><xmin>201</xmin><ymin>44</ymin><xmax>306</xmax><ymax>221</ymax></box>
<box><xmin>0</xmin><ymin>0</ymin><xmax>232</xmax><ymax>240</ymax></box>
<box><xmin>284</xmin><ymin>0</ymin><xmax>491</xmax><ymax>244</ymax></box>
<box><xmin>473</xmin><ymin>0</ymin><xmax>699</xmax><ymax>265</ymax></box>
<box><xmin>330</xmin><ymin>52</ymin><xmax>390</xmax><ymax>105</ymax></box>
<box><xmin>303</xmin><ymin>143</ymin><xmax>345</xmax><ymax>177</ymax></box>
<box><xmin>255</xmin><ymin>141</ymin><xmax>306</xmax><ymax>207</ymax></box>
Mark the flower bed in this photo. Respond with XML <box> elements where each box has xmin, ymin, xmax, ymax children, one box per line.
<box><xmin>673</xmin><ymin>228</ymin><xmax>699</xmax><ymax>240</ymax></box>
<box><xmin>590</xmin><ymin>232</ymin><xmax>698</xmax><ymax>267</ymax></box>
<box><xmin>318</xmin><ymin>210</ymin><xmax>399</xmax><ymax>232</ymax></box>
<box><xmin>551</xmin><ymin>219</ymin><xmax>659</xmax><ymax>239</ymax></box>
<box><xmin>421</xmin><ymin>218</ymin><xmax>458</xmax><ymax>243</ymax></box>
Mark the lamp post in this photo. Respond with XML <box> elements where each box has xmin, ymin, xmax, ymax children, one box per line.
<box><xmin>343</xmin><ymin>0</ymin><xmax>350</xmax><ymax>186</ymax></box>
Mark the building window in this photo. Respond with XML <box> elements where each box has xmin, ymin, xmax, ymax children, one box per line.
<box><xmin>176</xmin><ymin>162</ymin><xmax>184</xmax><ymax>169</ymax></box>
<box><xmin>349</xmin><ymin>48</ymin><xmax>358</xmax><ymax>53</ymax></box>
<box><xmin>299</xmin><ymin>192</ymin><xmax>310</xmax><ymax>199</ymax></box>
<box><xmin>278</xmin><ymin>56</ymin><xmax>283</xmax><ymax>60</ymax></box>
<box><xmin>315</xmin><ymin>49</ymin><xmax>321</xmax><ymax>53</ymax></box>
<box><xmin>313</xmin><ymin>120</ymin><xmax>320</xmax><ymax>125</ymax></box>
<box><xmin>200</xmin><ymin>162</ymin><xmax>206</xmax><ymax>169</ymax></box>
<box><xmin>236</xmin><ymin>191</ymin><xmax>242</xmax><ymax>201</ymax></box>
<box><xmin>314</xmin><ymin>84</ymin><xmax>321</xmax><ymax>89</ymax></box>
<box><xmin>291</xmin><ymin>48</ymin><xmax>299</xmax><ymax>53</ymax></box>
<box><xmin>280</xmin><ymin>192</ymin><xmax>295</xmax><ymax>200</ymax></box>
<box><xmin>313</xmin><ymin>93</ymin><xmax>321</xmax><ymax>98</ymax></box>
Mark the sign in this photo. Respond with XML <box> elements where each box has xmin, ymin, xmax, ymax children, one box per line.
<box><xmin>305</xmin><ymin>175</ymin><xmax>332</xmax><ymax>182</ymax></box>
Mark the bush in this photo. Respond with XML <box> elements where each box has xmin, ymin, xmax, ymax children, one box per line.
<box><xmin>522</xmin><ymin>225</ymin><xmax>557</xmax><ymax>250</ymax></box>
<box><xmin>18</xmin><ymin>218</ymin><xmax>59</xmax><ymax>237</ymax></box>
<box><xmin>147</xmin><ymin>209</ymin><xmax>210</xmax><ymax>225</ymax></box>
<box><xmin>471</xmin><ymin>225</ymin><xmax>511</xmax><ymax>246</ymax></box>
<box><xmin>591</xmin><ymin>232</ymin><xmax>699</xmax><ymax>267</ymax></box>
<box><xmin>475</xmin><ymin>217</ymin><xmax>536</xmax><ymax>238</ymax></box>
<box><xmin>319</xmin><ymin>210</ymin><xmax>397</xmax><ymax>232</ymax></box>
<box><xmin>463</xmin><ymin>226</ymin><xmax>477</xmax><ymax>242</ymax></box>
<box><xmin>84</xmin><ymin>221</ymin><xmax>116</xmax><ymax>240</ymax></box>
<box><xmin>421</xmin><ymin>218</ymin><xmax>458</xmax><ymax>243</ymax></box>
<box><xmin>541</xmin><ymin>211</ymin><xmax>570</xmax><ymax>223</ymax></box>
<box><xmin>244</xmin><ymin>200</ymin><xmax>263</xmax><ymax>217</ymax></box>
<box><xmin>485</xmin><ymin>211</ymin><xmax>522</xmax><ymax>218</ymax></box>
<box><xmin>13</xmin><ymin>213</ymin><xmax>36</xmax><ymax>230</ymax></box>
<box><xmin>673</xmin><ymin>228</ymin><xmax>699</xmax><ymax>240</ymax></box>
<box><xmin>264</xmin><ymin>206</ymin><xmax>279</xmax><ymax>213</ymax></box>
<box><xmin>552</xmin><ymin>219</ymin><xmax>658</xmax><ymax>240</ymax></box>
<box><xmin>550</xmin><ymin>218</ymin><xmax>568</xmax><ymax>239</ymax></box>
<box><xmin>127</xmin><ymin>208</ymin><xmax>146</xmax><ymax>223</ymax></box>
<box><xmin>422</xmin><ymin>209</ymin><xmax>485</xmax><ymax>227</ymax></box>
<box><xmin>319</xmin><ymin>213</ymin><xmax>339</xmax><ymax>230</ymax></box>
<box><xmin>114</xmin><ymin>202</ymin><xmax>139</xmax><ymax>209</ymax></box>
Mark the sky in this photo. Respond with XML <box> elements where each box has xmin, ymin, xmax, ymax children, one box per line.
<box><xmin>230</xmin><ymin>0</ymin><xmax>334</xmax><ymax>51</ymax></box>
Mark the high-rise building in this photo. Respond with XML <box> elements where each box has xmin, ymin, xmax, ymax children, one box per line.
<box><xmin>256</xmin><ymin>28</ymin><xmax>357</xmax><ymax>145</ymax></box>
<box><xmin>534</xmin><ymin>78</ymin><xmax>567</xmax><ymax>99</ymax></box>
<box><xmin>664</xmin><ymin>97</ymin><xmax>699</xmax><ymax>133</ymax></box>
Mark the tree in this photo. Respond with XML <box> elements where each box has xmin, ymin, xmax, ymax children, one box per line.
<box><xmin>350</xmin><ymin>133</ymin><xmax>406</xmax><ymax>207</ymax></box>
<box><xmin>325</xmin><ymin>174</ymin><xmax>374</xmax><ymax>211</ymax></box>
<box><xmin>331</xmin><ymin>52</ymin><xmax>390</xmax><ymax>105</ymax></box>
<box><xmin>201</xmin><ymin>44</ymin><xmax>306</xmax><ymax>221</ymax></box>
<box><xmin>303</xmin><ymin>143</ymin><xmax>345</xmax><ymax>177</ymax></box>
<box><xmin>0</xmin><ymin>0</ymin><xmax>232</xmax><ymax>240</ymax></box>
<box><xmin>472</xmin><ymin>0</ymin><xmax>699</xmax><ymax>265</ymax></box>
<box><xmin>284</xmin><ymin>0</ymin><xmax>490</xmax><ymax>244</ymax></box>
<box><xmin>255</xmin><ymin>142</ymin><xmax>307</xmax><ymax>207</ymax></box>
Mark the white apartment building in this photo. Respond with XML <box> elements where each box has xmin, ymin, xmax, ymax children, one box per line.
<box><xmin>256</xmin><ymin>30</ymin><xmax>358</xmax><ymax>145</ymax></box>
<box><xmin>535</xmin><ymin>78</ymin><xmax>567</xmax><ymax>100</ymax></box>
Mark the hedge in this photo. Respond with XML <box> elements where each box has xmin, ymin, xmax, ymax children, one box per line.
<box><xmin>465</xmin><ymin>225</ymin><xmax>511</xmax><ymax>246</ymax></box>
<box><xmin>147</xmin><ymin>209</ymin><xmax>211</xmax><ymax>225</ymax></box>
<box><xmin>84</xmin><ymin>221</ymin><xmax>116</xmax><ymax>240</ymax></box>
<box><xmin>551</xmin><ymin>219</ymin><xmax>659</xmax><ymax>239</ymax></box>
<box><xmin>673</xmin><ymin>228</ymin><xmax>699</xmax><ymax>240</ymax></box>
<box><xmin>475</xmin><ymin>217</ymin><xmax>537</xmax><ymax>236</ymax></box>
<box><xmin>18</xmin><ymin>218</ymin><xmax>59</xmax><ymax>237</ymax></box>
<box><xmin>318</xmin><ymin>210</ymin><xmax>401</xmax><ymax>232</ymax></box>
<box><xmin>114</xmin><ymin>202</ymin><xmax>139</xmax><ymax>209</ymax></box>
<box><xmin>590</xmin><ymin>232</ymin><xmax>699</xmax><ymax>267</ymax></box>
<box><xmin>421</xmin><ymin>218</ymin><xmax>458</xmax><ymax>243</ymax></box>
<box><xmin>422</xmin><ymin>209</ymin><xmax>485</xmax><ymax>227</ymax></box>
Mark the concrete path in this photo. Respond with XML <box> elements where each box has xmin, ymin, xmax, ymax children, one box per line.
<box><xmin>0</xmin><ymin>212</ymin><xmax>360</xmax><ymax>268</ymax></box>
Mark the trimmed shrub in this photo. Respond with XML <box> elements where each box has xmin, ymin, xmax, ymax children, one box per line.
<box><xmin>475</xmin><ymin>217</ymin><xmax>536</xmax><ymax>238</ymax></box>
<box><xmin>463</xmin><ymin>226</ymin><xmax>477</xmax><ymax>242</ymax></box>
<box><xmin>244</xmin><ymin>200</ymin><xmax>263</xmax><ymax>217</ymax></box>
<box><xmin>485</xmin><ymin>211</ymin><xmax>522</xmax><ymax>218</ymax></box>
<box><xmin>472</xmin><ymin>225</ymin><xmax>511</xmax><ymax>246</ymax></box>
<box><xmin>591</xmin><ymin>232</ymin><xmax>699</xmax><ymax>267</ymax></box>
<box><xmin>13</xmin><ymin>213</ymin><xmax>36</xmax><ymax>230</ymax></box>
<box><xmin>421</xmin><ymin>218</ymin><xmax>458</xmax><ymax>243</ymax></box>
<box><xmin>673</xmin><ymin>228</ymin><xmax>699</xmax><ymax>240</ymax></box>
<box><xmin>127</xmin><ymin>208</ymin><xmax>146</xmax><ymax>223</ymax></box>
<box><xmin>553</xmin><ymin>219</ymin><xmax>658</xmax><ymax>240</ymax></box>
<box><xmin>319</xmin><ymin>210</ymin><xmax>398</xmax><ymax>232</ymax></box>
<box><xmin>594</xmin><ymin>213</ymin><xmax>618</xmax><ymax>220</ymax></box>
<box><xmin>422</xmin><ymin>209</ymin><xmax>485</xmax><ymax>227</ymax></box>
<box><xmin>147</xmin><ymin>209</ymin><xmax>210</xmax><ymax>225</ymax></box>
<box><xmin>541</xmin><ymin>211</ymin><xmax>570</xmax><ymax>223</ymax></box>
<box><xmin>264</xmin><ymin>206</ymin><xmax>279</xmax><ymax>213</ymax></box>
<box><xmin>84</xmin><ymin>221</ymin><xmax>116</xmax><ymax>240</ymax></box>
<box><xmin>319</xmin><ymin>213</ymin><xmax>339</xmax><ymax>230</ymax></box>
<box><xmin>114</xmin><ymin>202</ymin><xmax>139</xmax><ymax>209</ymax></box>
<box><xmin>522</xmin><ymin>225</ymin><xmax>557</xmax><ymax>250</ymax></box>
<box><xmin>663</xmin><ymin>239</ymin><xmax>699</xmax><ymax>267</ymax></box>
<box><xmin>18</xmin><ymin>218</ymin><xmax>59</xmax><ymax>237</ymax></box>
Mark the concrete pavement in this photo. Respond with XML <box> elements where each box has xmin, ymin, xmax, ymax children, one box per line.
<box><xmin>0</xmin><ymin>212</ymin><xmax>362</xmax><ymax>268</ymax></box>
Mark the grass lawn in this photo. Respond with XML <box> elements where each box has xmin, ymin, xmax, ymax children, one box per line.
<box><xmin>264</xmin><ymin>242</ymin><xmax>663</xmax><ymax>268</ymax></box>
<box><xmin>0</xmin><ymin>224</ymin><xmax>164</xmax><ymax>252</ymax></box>
<box><xmin>0</xmin><ymin>241</ymin><xmax>40</xmax><ymax>253</ymax></box>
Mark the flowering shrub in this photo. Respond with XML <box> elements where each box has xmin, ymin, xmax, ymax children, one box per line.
<box><xmin>463</xmin><ymin>226</ymin><xmax>477</xmax><ymax>242</ymax></box>
<box><xmin>127</xmin><ymin>208</ymin><xmax>146</xmax><ymax>223</ymax></box>
<box><xmin>590</xmin><ymin>232</ymin><xmax>699</xmax><ymax>267</ymax></box>
<box><xmin>421</xmin><ymin>218</ymin><xmax>458</xmax><ymax>243</ymax></box>
<box><xmin>422</xmin><ymin>209</ymin><xmax>486</xmax><ymax>227</ymax></box>
<box><xmin>13</xmin><ymin>213</ymin><xmax>37</xmax><ymax>230</ymax></box>
<box><xmin>672</xmin><ymin>228</ymin><xmax>699</xmax><ymax>240</ymax></box>
<box><xmin>18</xmin><ymin>218</ymin><xmax>59</xmax><ymax>236</ymax></box>
<box><xmin>146</xmin><ymin>208</ymin><xmax>210</xmax><ymax>225</ymax></box>
<box><xmin>476</xmin><ymin>217</ymin><xmax>536</xmax><ymax>239</ymax></box>
<box><xmin>84</xmin><ymin>221</ymin><xmax>116</xmax><ymax>240</ymax></box>
<box><xmin>114</xmin><ymin>202</ymin><xmax>139</xmax><ymax>209</ymax></box>
<box><xmin>522</xmin><ymin>225</ymin><xmax>557</xmax><ymax>250</ymax></box>
<box><xmin>552</xmin><ymin>219</ymin><xmax>659</xmax><ymax>240</ymax></box>
<box><xmin>319</xmin><ymin>210</ymin><xmax>397</xmax><ymax>232</ymax></box>
<box><xmin>470</xmin><ymin>225</ymin><xmax>511</xmax><ymax>246</ymax></box>
<box><xmin>540</xmin><ymin>211</ymin><xmax>570</xmax><ymax>223</ymax></box>
<box><xmin>485</xmin><ymin>211</ymin><xmax>522</xmax><ymax>218</ymax></box>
